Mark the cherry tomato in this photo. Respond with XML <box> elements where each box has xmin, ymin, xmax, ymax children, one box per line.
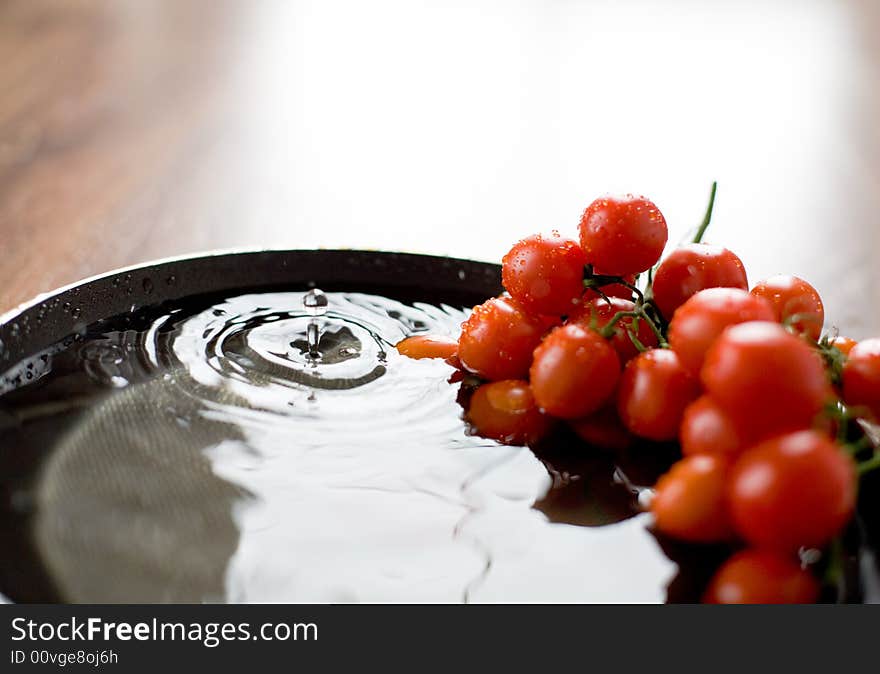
<box><xmin>396</xmin><ymin>335</ymin><xmax>458</xmax><ymax>363</ymax></box>
<box><xmin>680</xmin><ymin>395</ymin><xmax>744</xmax><ymax>458</ymax></box>
<box><xmin>582</xmin><ymin>271</ymin><xmax>637</xmax><ymax>302</ymax></box>
<box><xmin>652</xmin><ymin>243</ymin><xmax>749</xmax><ymax>320</ymax></box>
<box><xmin>703</xmin><ymin>550</ymin><xmax>820</xmax><ymax>604</ymax></box>
<box><xmin>467</xmin><ymin>380</ymin><xmax>552</xmax><ymax>445</ymax></box>
<box><xmin>650</xmin><ymin>454</ymin><xmax>733</xmax><ymax>543</ymax></box>
<box><xmin>569</xmin><ymin>404</ymin><xmax>631</xmax><ymax>451</ymax></box>
<box><xmin>579</xmin><ymin>195</ymin><xmax>668</xmax><ymax>275</ymax></box>
<box><xmin>530</xmin><ymin>324</ymin><xmax>621</xmax><ymax>419</ymax></box>
<box><xmin>458</xmin><ymin>297</ymin><xmax>545</xmax><ymax>380</ymax></box>
<box><xmin>751</xmin><ymin>275</ymin><xmax>825</xmax><ymax>341</ymax></box>
<box><xmin>701</xmin><ymin>321</ymin><xmax>833</xmax><ymax>440</ymax></box>
<box><xmin>502</xmin><ymin>232</ymin><xmax>587</xmax><ymax>316</ymax></box>
<box><xmin>727</xmin><ymin>430</ymin><xmax>856</xmax><ymax>553</ymax></box>
<box><xmin>617</xmin><ymin>349</ymin><xmax>700</xmax><ymax>441</ymax></box>
<box><xmin>842</xmin><ymin>337</ymin><xmax>880</xmax><ymax>419</ymax></box>
<box><xmin>568</xmin><ymin>297</ymin><xmax>659</xmax><ymax>363</ymax></box>
<box><xmin>831</xmin><ymin>335</ymin><xmax>857</xmax><ymax>357</ymax></box>
<box><xmin>668</xmin><ymin>287</ymin><xmax>775</xmax><ymax>376</ymax></box>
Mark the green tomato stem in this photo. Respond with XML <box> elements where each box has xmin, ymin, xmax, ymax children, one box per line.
<box><xmin>692</xmin><ymin>181</ymin><xmax>718</xmax><ymax>244</ymax></box>
<box><xmin>857</xmin><ymin>452</ymin><xmax>880</xmax><ymax>476</ymax></box>
<box><xmin>596</xmin><ymin>308</ymin><xmax>669</xmax><ymax>348</ymax></box>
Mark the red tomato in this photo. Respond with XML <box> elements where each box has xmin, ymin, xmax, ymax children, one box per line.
<box><xmin>751</xmin><ymin>275</ymin><xmax>825</xmax><ymax>341</ymax></box>
<box><xmin>668</xmin><ymin>287</ymin><xmax>775</xmax><ymax>376</ymax></box>
<box><xmin>502</xmin><ymin>232</ymin><xmax>587</xmax><ymax>316</ymax></box>
<box><xmin>651</xmin><ymin>454</ymin><xmax>733</xmax><ymax>543</ymax></box>
<box><xmin>652</xmin><ymin>243</ymin><xmax>749</xmax><ymax>320</ymax></box>
<box><xmin>727</xmin><ymin>430</ymin><xmax>856</xmax><ymax>553</ymax></box>
<box><xmin>458</xmin><ymin>297</ymin><xmax>545</xmax><ymax>380</ymax></box>
<box><xmin>579</xmin><ymin>195</ymin><xmax>668</xmax><ymax>275</ymax></box>
<box><xmin>701</xmin><ymin>321</ymin><xmax>833</xmax><ymax>440</ymax></box>
<box><xmin>703</xmin><ymin>550</ymin><xmax>820</xmax><ymax>604</ymax></box>
<box><xmin>582</xmin><ymin>271</ymin><xmax>637</xmax><ymax>302</ymax></box>
<box><xmin>467</xmin><ymin>380</ymin><xmax>552</xmax><ymax>446</ymax></box>
<box><xmin>680</xmin><ymin>395</ymin><xmax>744</xmax><ymax>458</ymax></box>
<box><xmin>569</xmin><ymin>404</ymin><xmax>631</xmax><ymax>451</ymax></box>
<box><xmin>831</xmin><ymin>336</ymin><xmax>857</xmax><ymax>357</ymax></box>
<box><xmin>396</xmin><ymin>335</ymin><xmax>458</xmax><ymax>363</ymax></box>
<box><xmin>842</xmin><ymin>337</ymin><xmax>880</xmax><ymax>419</ymax></box>
<box><xmin>530</xmin><ymin>324</ymin><xmax>621</xmax><ymax>419</ymax></box>
<box><xmin>568</xmin><ymin>297</ymin><xmax>659</xmax><ymax>363</ymax></box>
<box><xmin>617</xmin><ymin>349</ymin><xmax>700</xmax><ymax>441</ymax></box>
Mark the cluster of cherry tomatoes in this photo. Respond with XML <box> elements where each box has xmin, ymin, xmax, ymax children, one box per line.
<box><xmin>396</xmin><ymin>187</ymin><xmax>880</xmax><ymax>604</ymax></box>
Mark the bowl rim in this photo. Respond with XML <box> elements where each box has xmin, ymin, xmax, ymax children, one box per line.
<box><xmin>0</xmin><ymin>248</ymin><xmax>501</xmax><ymax>371</ymax></box>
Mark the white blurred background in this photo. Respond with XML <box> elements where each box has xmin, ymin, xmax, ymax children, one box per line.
<box><xmin>2</xmin><ymin>0</ymin><xmax>878</xmax><ymax>333</ymax></box>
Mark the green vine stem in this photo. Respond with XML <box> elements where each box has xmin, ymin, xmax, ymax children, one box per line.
<box><xmin>595</xmin><ymin>308</ymin><xmax>669</xmax><ymax>348</ymax></box>
<box><xmin>692</xmin><ymin>181</ymin><xmax>718</xmax><ymax>244</ymax></box>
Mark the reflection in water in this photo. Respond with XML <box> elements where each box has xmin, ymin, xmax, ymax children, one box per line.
<box><xmin>14</xmin><ymin>291</ymin><xmax>678</xmax><ymax>602</ymax></box>
<box><xmin>181</xmin><ymin>291</ymin><xmax>675</xmax><ymax>602</ymax></box>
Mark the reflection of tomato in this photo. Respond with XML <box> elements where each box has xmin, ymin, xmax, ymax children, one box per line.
<box><xmin>502</xmin><ymin>232</ymin><xmax>587</xmax><ymax>316</ymax></box>
<box><xmin>728</xmin><ymin>430</ymin><xmax>856</xmax><ymax>553</ymax></box>
<box><xmin>569</xmin><ymin>404</ymin><xmax>631</xmax><ymax>451</ymax></box>
<box><xmin>668</xmin><ymin>287</ymin><xmax>774</xmax><ymax>376</ymax></box>
<box><xmin>458</xmin><ymin>297</ymin><xmax>544</xmax><ymax>380</ymax></box>
<box><xmin>652</xmin><ymin>243</ymin><xmax>748</xmax><ymax>320</ymax></box>
<box><xmin>568</xmin><ymin>297</ymin><xmax>658</xmax><ymax>364</ymax></box>
<box><xmin>703</xmin><ymin>550</ymin><xmax>819</xmax><ymax>604</ymax></box>
<box><xmin>617</xmin><ymin>349</ymin><xmax>700</xmax><ymax>441</ymax></box>
<box><xmin>396</xmin><ymin>335</ymin><xmax>458</xmax><ymax>363</ymax></box>
<box><xmin>651</xmin><ymin>454</ymin><xmax>733</xmax><ymax>543</ymax></box>
<box><xmin>842</xmin><ymin>338</ymin><xmax>880</xmax><ymax>419</ymax></box>
<box><xmin>467</xmin><ymin>380</ymin><xmax>552</xmax><ymax>446</ymax></box>
<box><xmin>530</xmin><ymin>324</ymin><xmax>620</xmax><ymax>419</ymax></box>
<box><xmin>679</xmin><ymin>395</ymin><xmax>743</xmax><ymax>458</ymax></box>
<box><xmin>701</xmin><ymin>321</ymin><xmax>832</xmax><ymax>439</ymax></box>
<box><xmin>579</xmin><ymin>195</ymin><xmax>668</xmax><ymax>275</ymax></box>
<box><xmin>751</xmin><ymin>275</ymin><xmax>824</xmax><ymax>341</ymax></box>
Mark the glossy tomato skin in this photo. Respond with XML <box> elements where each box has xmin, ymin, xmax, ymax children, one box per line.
<box><xmin>651</xmin><ymin>454</ymin><xmax>733</xmax><ymax>543</ymax></box>
<box><xmin>701</xmin><ymin>321</ymin><xmax>833</xmax><ymax>440</ymax></box>
<box><xmin>842</xmin><ymin>338</ymin><xmax>880</xmax><ymax>419</ymax></box>
<box><xmin>530</xmin><ymin>324</ymin><xmax>621</xmax><ymax>419</ymax></box>
<box><xmin>652</xmin><ymin>243</ymin><xmax>749</xmax><ymax>321</ymax></box>
<box><xmin>579</xmin><ymin>195</ymin><xmax>668</xmax><ymax>275</ymax></box>
<box><xmin>668</xmin><ymin>287</ymin><xmax>775</xmax><ymax>376</ymax></box>
<box><xmin>502</xmin><ymin>232</ymin><xmax>587</xmax><ymax>316</ymax></box>
<box><xmin>703</xmin><ymin>550</ymin><xmax>820</xmax><ymax>604</ymax></box>
<box><xmin>751</xmin><ymin>275</ymin><xmax>825</xmax><ymax>341</ymax></box>
<box><xmin>458</xmin><ymin>297</ymin><xmax>545</xmax><ymax>381</ymax></box>
<box><xmin>396</xmin><ymin>334</ymin><xmax>458</xmax><ymax>363</ymax></box>
<box><xmin>568</xmin><ymin>297</ymin><xmax>659</xmax><ymax>364</ymax></box>
<box><xmin>727</xmin><ymin>430</ymin><xmax>856</xmax><ymax>553</ymax></box>
<box><xmin>680</xmin><ymin>395</ymin><xmax>744</xmax><ymax>458</ymax></box>
<box><xmin>831</xmin><ymin>336</ymin><xmax>857</xmax><ymax>357</ymax></box>
<box><xmin>617</xmin><ymin>349</ymin><xmax>700</xmax><ymax>441</ymax></box>
<box><xmin>467</xmin><ymin>380</ymin><xmax>552</xmax><ymax>446</ymax></box>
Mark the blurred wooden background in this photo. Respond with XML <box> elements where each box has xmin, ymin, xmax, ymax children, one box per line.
<box><xmin>1</xmin><ymin>0</ymin><xmax>878</xmax><ymax>334</ymax></box>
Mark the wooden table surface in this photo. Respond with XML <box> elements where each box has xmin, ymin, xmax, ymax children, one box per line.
<box><xmin>1</xmin><ymin>0</ymin><xmax>878</xmax><ymax>335</ymax></box>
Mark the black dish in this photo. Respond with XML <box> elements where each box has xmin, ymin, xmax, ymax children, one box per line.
<box><xmin>0</xmin><ymin>250</ymin><xmax>876</xmax><ymax>603</ymax></box>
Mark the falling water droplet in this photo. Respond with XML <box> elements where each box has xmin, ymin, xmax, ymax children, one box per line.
<box><xmin>307</xmin><ymin>321</ymin><xmax>321</xmax><ymax>360</ymax></box>
<box><xmin>303</xmin><ymin>288</ymin><xmax>328</xmax><ymax>317</ymax></box>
